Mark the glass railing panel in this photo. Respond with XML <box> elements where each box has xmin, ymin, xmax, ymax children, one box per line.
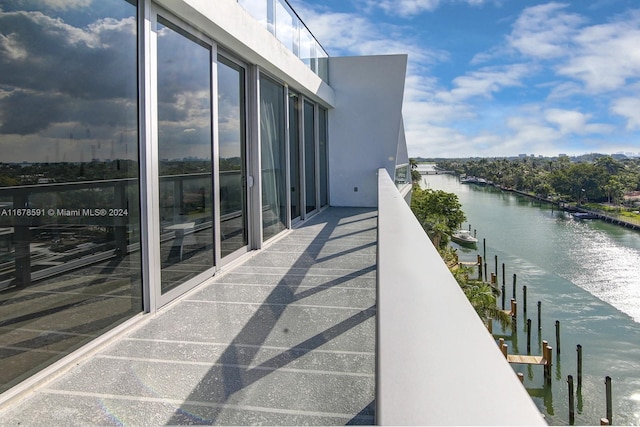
<box><xmin>238</xmin><ymin>0</ymin><xmax>269</xmax><ymax>28</ymax></box>
<box><xmin>394</xmin><ymin>164</ymin><xmax>409</xmax><ymax>188</ymax></box>
<box><xmin>316</xmin><ymin>44</ymin><xmax>329</xmax><ymax>82</ymax></box>
<box><xmin>275</xmin><ymin>0</ymin><xmax>299</xmax><ymax>56</ymax></box>
<box><xmin>299</xmin><ymin>28</ymin><xmax>316</xmax><ymax>71</ymax></box>
<box><xmin>237</xmin><ymin>0</ymin><xmax>329</xmax><ymax>82</ymax></box>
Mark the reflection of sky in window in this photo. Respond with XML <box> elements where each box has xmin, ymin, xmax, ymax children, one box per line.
<box><xmin>217</xmin><ymin>61</ymin><xmax>242</xmax><ymax>160</ymax></box>
<box><xmin>157</xmin><ymin>20</ymin><xmax>212</xmax><ymax>162</ymax></box>
<box><xmin>275</xmin><ymin>1</ymin><xmax>297</xmax><ymax>54</ymax></box>
<box><xmin>238</xmin><ymin>0</ymin><xmax>268</xmax><ymax>26</ymax></box>
<box><xmin>300</xmin><ymin>30</ymin><xmax>314</xmax><ymax>66</ymax></box>
<box><xmin>0</xmin><ymin>0</ymin><xmax>137</xmax><ymax>163</ymax></box>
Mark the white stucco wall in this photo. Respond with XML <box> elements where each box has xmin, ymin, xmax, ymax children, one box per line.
<box><xmin>327</xmin><ymin>54</ymin><xmax>408</xmax><ymax>207</ymax></box>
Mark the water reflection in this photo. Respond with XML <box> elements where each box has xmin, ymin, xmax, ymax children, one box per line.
<box><xmin>424</xmin><ymin>170</ymin><xmax>640</xmax><ymax>425</ymax></box>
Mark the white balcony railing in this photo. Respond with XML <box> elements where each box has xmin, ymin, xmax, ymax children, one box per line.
<box><xmin>376</xmin><ymin>168</ymin><xmax>546</xmax><ymax>425</ymax></box>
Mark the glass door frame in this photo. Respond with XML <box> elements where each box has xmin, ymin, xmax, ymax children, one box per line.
<box><xmin>301</xmin><ymin>96</ymin><xmax>319</xmax><ymax>218</ymax></box>
<box><xmin>149</xmin><ymin>6</ymin><xmax>220</xmax><ymax>308</ymax></box>
<box><xmin>217</xmin><ymin>51</ymin><xmax>251</xmax><ymax>265</ymax></box>
<box><xmin>287</xmin><ymin>89</ymin><xmax>302</xmax><ymax>226</ymax></box>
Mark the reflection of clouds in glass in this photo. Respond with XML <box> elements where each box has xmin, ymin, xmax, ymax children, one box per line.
<box><xmin>218</xmin><ymin>96</ymin><xmax>241</xmax><ymax>158</ymax></box>
<box><xmin>35</xmin><ymin>0</ymin><xmax>93</xmax><ymax>11</ymax></box>
<box><xmin>0</xmin><ymin>3</ymin><xmax>137</xmax><ymax>162</ymax></box>
<box><xmin>157</xmin><ymin>21</ymin><xmax>212</xmax><ymax>162</ymax></box>
<box><xmin>217</xmin><ymin>60</ymin><xmax>242</xmax><ymax>159</ymax></box>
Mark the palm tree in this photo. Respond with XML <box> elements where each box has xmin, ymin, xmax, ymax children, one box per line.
<box><xmin>453</xmin><ymin>267</ymin><xmax>512</xmax><ymax>329</ymax></box>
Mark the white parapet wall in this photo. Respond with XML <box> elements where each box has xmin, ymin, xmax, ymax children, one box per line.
<box><xmin>376</xmin><ymin>168</ymin><xmax>547</xmax><ymax>425</ymax></box>
<box><xmin>328</xmin><ymin>55</ymin><xmax>407</xmax><ymax>207</ymax></box>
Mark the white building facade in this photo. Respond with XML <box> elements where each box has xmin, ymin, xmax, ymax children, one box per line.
<box><xmin>0</xmin><ymin>0</ymin><xmax>409</xmax><ymax>397</ymax></box>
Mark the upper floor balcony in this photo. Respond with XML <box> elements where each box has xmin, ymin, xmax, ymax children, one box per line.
<box><xmin>237</xmin><ymin>0</ymin><xmax>329</xmax><ymax>82</ymax></box>
<box><xmin>0</xmin><ymin>170</ymin><xmax>544</xmax><ymax>425</ymax></box>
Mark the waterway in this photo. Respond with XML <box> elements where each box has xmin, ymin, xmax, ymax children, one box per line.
<box><xmin>420</xmin><ymin>166</ymin><xmax>640</xmax><ymax>426</ymax></box>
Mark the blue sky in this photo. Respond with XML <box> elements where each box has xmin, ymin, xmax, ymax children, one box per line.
<box><xmin>289</xmin><ymin>0</ymin><xmax>640</xmax><ymax>158</ymax></box>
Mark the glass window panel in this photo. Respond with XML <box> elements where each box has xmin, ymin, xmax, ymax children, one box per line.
<box><xmin>0</xmin><ymin>0</ymin><xmax>141</xmax><ymax>394</ymax></box>
<box><xmin>319</xmin><ymin>107</ymin><xmax>328</xmax><ymax>207</ymax></box>
<box><xmin>304</xmin><ymin>101</ymin><xmax>316</xmax><ymax>214</ymax></box>
<box><xmin>157</xmin><ymin>18</ymin><xmax>214</xmax><ymax>294</ymax></box>
<box><xmin>289</xmin><ymin>93</ymin><xmax>301</xmax><ymax>220</ymax></box>
<box><xmin>217</xmin><ymin>57</ymin><xmax>247</xmax><ymax>256</ymax></box>
<box><xmin>260</xmin><ymin>77</ymin><xmax>287</xmax><ymax>241</ymax></box>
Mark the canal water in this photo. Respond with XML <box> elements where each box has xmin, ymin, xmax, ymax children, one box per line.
<box><xmin>420</xmin><ymin>167</ymin><xmax>640</xmax><ymax>426</ymax></box>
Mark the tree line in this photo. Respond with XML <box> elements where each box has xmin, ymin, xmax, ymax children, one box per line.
<box><xmin>410</xmin><ymin>185</ymin><xmax>510</xmax><ymax>328</ymax></box>
<box><xmin>433</xmin><ymin>155</ymin><xmax>640</xmax><ymax>206</ymax></box>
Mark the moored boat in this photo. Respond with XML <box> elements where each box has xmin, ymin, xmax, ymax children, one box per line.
<box><xmin>572</xmin><ymin>212</ymin><xmax>599</xmax><ymax>220</ymax></box>
<box><xmin>451</xmin><ymin>229</ymin><xmax>478</xmax><ymax>246</ymax></box>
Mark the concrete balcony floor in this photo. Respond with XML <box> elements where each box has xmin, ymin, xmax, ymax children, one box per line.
<box><xmin>0</xmin><ymin>207</ymin><xmax>377</xmax><ymax>426</ymax></box>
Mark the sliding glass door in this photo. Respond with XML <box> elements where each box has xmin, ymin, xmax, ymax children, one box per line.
<box><xmin>260</xmin><ymin>77</ymin><xmax>287</xmax><ymax>241</ymax></box>
<box><xmin>217</xmin><ymin>56</ymin><xmax>248</xmax><ymax>258</ymax></box>
<box><xmin>289</xmin><ymin>93</ymin><xmax>302</xmax><ymax>222</ymax></box>
<box><xmin>303</xmin><ymin>100</ymin><xmax>317</xmax><ymax>214</ymax></box>
<box><xmin>156</xmin><ymin>16</ymin><xmax>214</xmax><ymax>295</ymax></box>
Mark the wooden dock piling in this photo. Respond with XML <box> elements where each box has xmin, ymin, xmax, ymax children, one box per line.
<box><xmin>556</xmin><ymin>320</ymin><xmax>561</xmax><ymax>354</ymax></box>
<box><xmin>512</xmin><ymin>273</ymin><xmax>517</xmax><ymax>300</ymax></box>
<box><xmin>527</xmin><ymin>318</ymin><xmax>532</xmax><ymax>354</ymax></box>
<box><xmin>483</xmin><ymin>238</ymin><xmax>486</xmax><ymax>261</ymax></box>
<box><xmin>605</xmin><ymin>376</ymin><xmax>612</xmax><ymax>425</ymax></box>
<box><xmin>523</xmin><ymin>285</ymin><xmax>527</xmax><ymax>314</ymax></box>
<box><xmin>537</xmin><ymin>301</ymin><xmax>541</xmax><ymax>330</ymax></box>
<box><xmin>577</xmin><ymin>345</ymin><xmax>583</xmax><ymax>389</ymax></box>
<box><xmin>568</xmin><ymin>375</ymin><xmax>575</xmax><ymax>425</ymax></box>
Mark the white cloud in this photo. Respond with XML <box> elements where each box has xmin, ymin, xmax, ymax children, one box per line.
<box><xmin>507</xmin><ymin>2</ymin><xmax>584</xmax><ymax>59</ymax></box>
<box><xmin>437</xmin><ymin>63</ymin><xmax>531</xmax><ymax>102</ymax></box>
<box><xmin>297</xmin><ymin>6</ymin><xmax>447</xmax><ymax>66</ymax></box>
<box><xmin>374</xmin><ymin>0</ymin><xmax>442</xmax><ymax>16</ymax></box>
<box><xmin>544</xmin><ymin>108</ymin><xmax>613</xmax><ymax>135</ymax></box>
<box><xmin>611</xmin><ymin>97</ymin><xmax>640</xmax><ymax>130</ymax></box>
<box><xmin>557</xmin><ymin>13</ymin><xmax>640</xmax><ymax>93</ymax></box>
<box><xmin>505</xmin><ymin>5</ymin><xmax>640</xmax><ymax>94</ymax></box>
<box><xmin>38</xmin><ymin>0</ymin><xmax>92</xmax><ymax>10</ymax></box>
<box><xmin>367</xmin><ymin>0</ymin><xmax>494</xmax><ymax>17</ymax></box>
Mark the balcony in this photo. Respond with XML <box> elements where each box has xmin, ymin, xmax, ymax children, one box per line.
<box><xmin>237</xmin><ymin>0</ymin><xmax>329</xmax><ymax>82</ymax></box>
<box><xmin>0</xmin><ymin>170</ymin><xmax>544</xmax><ymax>425</ymax></box>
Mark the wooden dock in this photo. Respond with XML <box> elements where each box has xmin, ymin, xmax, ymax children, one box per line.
<box><xmin>499</xmin><ymin>337</ymin><xmax>553</xmax><ymax>383</ymax></box>
<box><xmin>507</xmin><ymin>354</ymin><xmax>546</xmax><ymax>365</ymax></box>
